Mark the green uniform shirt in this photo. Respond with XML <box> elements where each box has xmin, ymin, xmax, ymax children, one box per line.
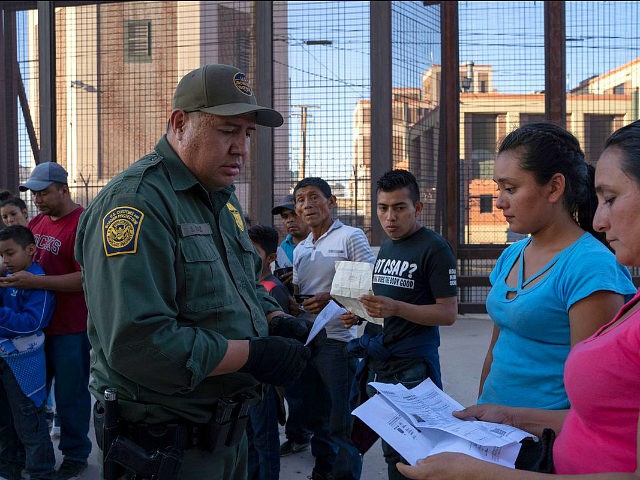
<box><xmin>75</xmin><ymin>135</ymin><xmax>279</xmax><ymax>424</ymax></box>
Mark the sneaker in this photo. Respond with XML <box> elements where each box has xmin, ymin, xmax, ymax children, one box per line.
<box><xmin>279</xmin><ymin>439</ymin><xmax>310</xmax><ymax>456</ymax></box>
<box><xmin>54</xmin><ymin>460</ymin><xmax>87</xmax><ymax>480</ymax></box>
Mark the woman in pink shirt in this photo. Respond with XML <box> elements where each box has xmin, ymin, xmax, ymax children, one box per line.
<box><xmin>397</xmin><ymin>121</ymin><xmax>640</xmax><ymax>479</ymax></box>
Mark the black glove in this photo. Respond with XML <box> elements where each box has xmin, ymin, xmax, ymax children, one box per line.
<box><xmin>269</xmin><ymin>313</ymin><xmax>309</xmax><ymax>341</ymax></box>
<box><xmin>238</xmin><ymin>336</ymin><xmax>310</xmax><ymax>386</ymax></box>
<box><xmin>269</xmin><ymin>313</ymin><xmax>327</xmax><ymax>355</ymax></box>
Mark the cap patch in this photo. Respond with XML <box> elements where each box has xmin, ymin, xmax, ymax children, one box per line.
<box><xmin>226</xmin><ymin>202</ymin><xmax>245</xmax><ymax>231</ymax></box>
<box><xmin>233</xmin><ymin>72</ymin><xmax>253</xmax><ymax>97</ymax></box>
<box><xmin>102</xmin><ymin>207</ymin><xmax>144</xmax><ymax>256</ymax></box>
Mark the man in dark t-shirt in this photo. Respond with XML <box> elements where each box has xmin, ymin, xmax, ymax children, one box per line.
<box><xmin>342</xmin><ymin>169</ymin><xmax>458</xmax><ymax>480</ymax></box>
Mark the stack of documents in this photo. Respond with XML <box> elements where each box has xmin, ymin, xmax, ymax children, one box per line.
<box><xmin>352</xmin><ymin>379</ymin><xmax>531</xmax><ymax>468</ymax></box>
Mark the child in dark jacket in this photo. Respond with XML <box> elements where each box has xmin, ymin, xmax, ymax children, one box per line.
<box><xmin>0</xmin><ymin>225</ymin><xmax>56</xmax><ymax>480</ymax></box>
<box><xmin>246</xmin><ymin>225</ymin><xmax>293</xmax><ymax>480</ymax></box>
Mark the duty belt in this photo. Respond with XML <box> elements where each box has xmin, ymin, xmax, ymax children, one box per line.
<box><xmin>95</xmin><ymin>390</ymin><xmax>254</xmax><ymax>480</ymax></box>
<box><xmin>121</xmin><ymin>397</ymin><xmax>252</xmax><ymax>453</ymax></box>
<box><xmin>96</xmin><ymin>393</ymin><xmax>253</xmax><ymax>453</ymax></box>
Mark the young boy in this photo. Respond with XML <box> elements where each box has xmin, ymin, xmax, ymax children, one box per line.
<box><xmin>246</xmin><ymin>225</ymin><xmax>293</xmax><ymax>480</ymax></box>
<box><xmin>0</xmin><ymin>225</ymin><xmax>56</xmax><ymax>480</ymax></box>
<box><xmin>250</xmin><ymin>225</ymin><xmax>292</xmax><ymax>315</ymax></box>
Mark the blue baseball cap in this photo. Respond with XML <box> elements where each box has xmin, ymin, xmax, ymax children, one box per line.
<box><xmin>19</xmin><ymin>162</ymin><xmax>69</xmax><ymax>192</ymax></box>
<box><xmin>271</xmin><ymin>194</ymin><xmax>296</xmax><ymax>215</ymax></box>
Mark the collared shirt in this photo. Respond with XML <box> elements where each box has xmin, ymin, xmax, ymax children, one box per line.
<box><xmin>76</xmin><ymin>135</ymin><xmax>279</xmax><ymax>424</ymax></box>
<box><xmin>293</xmin><ymin>219</ymin><xmax>375</xmax><ymax>342</ymax></box>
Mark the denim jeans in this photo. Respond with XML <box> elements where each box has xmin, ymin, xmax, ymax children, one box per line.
<box><xmin>0</xmin><ymin>359</ymin><xmax>55</xmax><ymax>480</ymax></box>
<box><xmin>247</xmin><ymin>385</ymin><xmax>280</xmax><ymax>480</ymax></box>
<box><xmin>283</xmin><ymin>379</ymin><xmax>312</xmax><ymax>444</ymax></box>
<box><xmin>375</xmin><ymin>359</ymin><xmax>432</xmax><ymax>480</ymax></box>
<box><xmin>45</xmin><ymin>332</ymin><xmax>92</xmax><ymax>462</ymax></box>
<box><xmin>304</xmin><ymin>340</ymin><xmax>362</xmax><ymax>480</ymax></box>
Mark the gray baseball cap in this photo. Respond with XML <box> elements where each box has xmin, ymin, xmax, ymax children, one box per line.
<box><xmin>172</xmin><ymin>64</ymin><xmax>283</xmax><ymax>127</ymax></box>
<box><xmin>19</xmin><ymin>162</ymin><xmax>68</xmax><ymax>192</ymax></box>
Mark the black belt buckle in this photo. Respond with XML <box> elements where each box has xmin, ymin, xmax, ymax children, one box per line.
<box><xmin>225</xmin><ymin>393</ymin><xmax>252</xmax><ymax>447</ymax></box>
<box><xmin>134</xmin><ymin>423</ymin><xmax>188</xmax><ymax>453</ymax></box>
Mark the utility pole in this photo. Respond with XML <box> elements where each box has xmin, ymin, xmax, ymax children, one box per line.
<box><xmin>291</xmin><ymin>104</ymin><xmax>319</xmax><ymax>180</ymax></box>
<box><xmin>299</xmin><ymin>105</ymin><xmax>308</xmax><ymax>180</ymax></box>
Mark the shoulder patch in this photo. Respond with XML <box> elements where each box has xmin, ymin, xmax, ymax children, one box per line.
<box><xmin>102</xmin><ymin>207</ymin><xmax>145</xmax><ymax>256</ymax></box>
<box><xmin>226</xmin><ymin>202</ymin><xmax>245</xmax><ymax>232</ymax></box>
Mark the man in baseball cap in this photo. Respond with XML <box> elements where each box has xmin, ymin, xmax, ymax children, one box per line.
<box><xmin>19</xmin><ymin>161</ymin><xmax>68</xmax><ymax>192</ymax></box>
<box><xmin>75</xmin><ymin>65</ymin><xmax>310</xmax><ymax>479</ymax></box>
<box><xmin>16</xmin><ymin>160</ymin><xmax>92</xmax><ymax>479</ymax></box>
<box><xmin>271</xmin><ymin>193</ymin><xmax>310</xmax><ymax>276</ymax></box>
<box><xmin>172</xmin><ymin>63</ymin><xmax>283</xmax><ymax>127</ymax></box>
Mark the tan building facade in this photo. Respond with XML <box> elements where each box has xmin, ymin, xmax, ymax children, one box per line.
<box><xmin>352</xmin><ymin>58</ymin><xmax>640</xmax><ymax>244</ymax></box>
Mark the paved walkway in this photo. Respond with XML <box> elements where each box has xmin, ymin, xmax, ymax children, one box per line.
<box><xmin>58</xmin><ymin>314</ymin><xmax>493</xmax><ymax>479</ymax></box>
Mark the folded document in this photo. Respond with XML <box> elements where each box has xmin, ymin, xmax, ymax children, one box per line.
<box><xmin>330</xmin><ymin>261</ymin><xmax>383</xmax><ymax>325</ymax></box>
<box><xmin>352</xmin><ymin>378</ymin><xmax>531</xmax><ymax>467</ymax></box>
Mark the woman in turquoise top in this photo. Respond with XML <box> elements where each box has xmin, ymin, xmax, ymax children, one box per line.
<box><xmin>478</xmin><ymin>122</ymin><xmax>636</xmax><ymax>410</ymax></box>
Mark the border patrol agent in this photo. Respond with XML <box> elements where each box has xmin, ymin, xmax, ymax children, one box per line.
<box><xmin>75</xmin><ymin>64</ymin><xmax>313</xmax><ymax>480</ymax></box>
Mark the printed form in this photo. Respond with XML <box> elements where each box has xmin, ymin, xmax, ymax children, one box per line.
<box><xmin>352</xmin><ymin>379</ymin><xmax>530</xmax><ymax>467</ymax></box>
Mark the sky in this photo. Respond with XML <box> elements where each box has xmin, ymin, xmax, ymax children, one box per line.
<box><xmin>13</xmin><ymin>1</ymin><xmax>640</xmax><ymax>175</ymax></box>
<box><xmin>284</xmin><ymin>0</ymin><xmax>640</xmax><ymax>181</ymax></box>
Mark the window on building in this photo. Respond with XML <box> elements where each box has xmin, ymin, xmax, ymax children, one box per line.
<box><xmin>584</xmin><ymin>114</ymin><xmax>615</xmax><ymax>164</ymax></box>
<box><xmin>124</xmin><ymin>20</ymin><xmax>152</xmax><ymax>63</ymax></box>
<box><xmin>479</xmin><ymin>195</ymin><xmax>493</xmax><ymax>213</ymax></box>
<box><xmin>612</xmin><ymin>83</ymin><xmax>625</xmax><ymax>95</ymax></box>
<box><xmin>467</xmin><ymin>113</ymin><xmax>497</xmax><ymax>178</ymax></box>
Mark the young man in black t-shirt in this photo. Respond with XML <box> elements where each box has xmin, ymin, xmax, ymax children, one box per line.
<box><xmin>342</xmin><ymin>169</ymin><xmax>458</xmax><ymax>480</ymax></box>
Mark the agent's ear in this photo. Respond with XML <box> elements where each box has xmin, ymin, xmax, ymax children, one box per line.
<box><xmin>327</xmin><ymin>194</ymin><xmax>338</xmax><ymax>209</ymax></box>
<box><xmin>547</xmin><ymin>172</ymin><xmax>566</xmax><ymax>204</ymax></box>
<box><xmin>414</xmin><ymin>200</ymin><xmax>424</xmax><ymax>216</ymax></box>
<box><xmin>169</xmin><ymin>109</ymin><xmax>189</xmax><ymax>139</ymax></box>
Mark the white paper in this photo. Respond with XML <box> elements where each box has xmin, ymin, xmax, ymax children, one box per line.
<box><xmin>352</xmin><ymin>378</ymin><xmax>530</xmax><ymax>468</ymax></box>
<box><xmin>369</xmin><ymin>380</ymin><xmax>530</xmax><ymax>447</ymax></box>
<box><xmin>330</xmin><ymin>261</ymin><xmax>383</xmax><ymax>325</ymax></box>
<box><xmin>305</xmin><ymin>300</ymin><xmax>346</xmax><ymax>346</ymax></box>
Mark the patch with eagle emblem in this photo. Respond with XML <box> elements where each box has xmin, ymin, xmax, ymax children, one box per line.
<box><xmin>102</xmin><ymin>207</ymin><xmax>144</xmax><ymax>256</ymax></box>
<box><xmin>226</xmin><ymin>202</ymin><xmax>245</xmax><ymax>231</ymax></box>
